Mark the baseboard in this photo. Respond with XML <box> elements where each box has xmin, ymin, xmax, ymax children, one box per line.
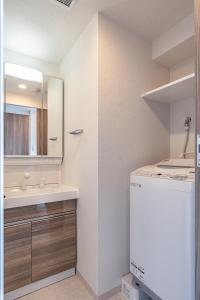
<box><xmin>77</xmin><ymin>271</ymin><xmax>98</xmax><ymax>299</ymax></box>
<box><xmin>77</xmin><ymin>271</ymin><xmax>121</xmax><ymax>300</ymax></box>
<box><xmin>4</xmin><ymin>268</ymin><xmax>75</xmax><ymax>300</ymax></box>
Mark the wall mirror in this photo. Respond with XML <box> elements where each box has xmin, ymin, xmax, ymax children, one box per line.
<box><xmin>4</xmin><ymin>64</ymin><xmax>63</xmax><ymax>158</ymax></box>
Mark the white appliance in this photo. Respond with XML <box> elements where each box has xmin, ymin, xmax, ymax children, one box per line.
<box><xmin>130</xmin><ymin>159</ymin><xmax>195</xmax><ymax>300</ymax></box>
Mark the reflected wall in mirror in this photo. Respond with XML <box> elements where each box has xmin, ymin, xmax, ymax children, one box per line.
<box><xmin>4</xmin><ymin>64</ymin><xmax>63</xmax><ymax>157</ymax></box>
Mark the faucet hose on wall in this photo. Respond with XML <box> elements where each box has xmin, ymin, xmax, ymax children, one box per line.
<box><xmin>180</xmin><ymin>117</ymin><xmax>192</xmax><ymax>159</ymax></box>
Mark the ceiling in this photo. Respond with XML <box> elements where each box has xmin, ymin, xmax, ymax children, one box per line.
<box><xmin>6</xmin><ymin>76</ymin><xmax>42</xmax><ymax>98</ymax></box>
<box><xmin>103</xmin><ymin>0</ymin><xmax>194</xmax><ymax>41</ymax></box>
<box><xmin>4</xmin><ymin>0</ymin><xmax>194</xmax><ymax>64</ymax></box>
<box><xmin>4</xmin><ymin>0</ymin><xmax>124</xmax><ymax>63</ymax></box>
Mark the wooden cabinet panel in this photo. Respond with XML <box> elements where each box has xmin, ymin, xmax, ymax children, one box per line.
<box><xmin>32</xmin><ymin>213</ymin><xmax>76</xmax><ymax>282</ymax></box>
<box><xmin>5</xmin><ymin>200</ymin><xmax>76</xmax><ymax>224</ymax></box>
<box><xmin>4</xmin><ymin>200</ymin><xmax>77</xmax><ymax>293</ymax></box>
<box><xmin>4</xmin><ymin>223</ymin><xmax>32</xmax><ymax>293</ymax></box>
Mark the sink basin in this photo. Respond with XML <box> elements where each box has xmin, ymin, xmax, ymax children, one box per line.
<box><xmin>4</xmin><ymin>185</ymin><xmax>79</xmax><ymax>209</ymax></box>
<box><xmin>6</xmin><ymin>187</ymin><xmax>55</xmax><ymax>196</ymax></box>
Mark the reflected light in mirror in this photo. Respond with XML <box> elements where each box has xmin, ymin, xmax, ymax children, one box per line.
<box><xmin>5</xmin><ymin>63</ymin><xmax>43</xmax><ymax>83</ymax></box>
<box><xmin>18</xmin><ymin>84</ymin><xmax>27</xmax><ymax>89</ymax></box>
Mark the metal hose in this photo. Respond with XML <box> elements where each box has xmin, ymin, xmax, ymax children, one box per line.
<box><xmin>180</xmin><ymin>117</ymin><xmax>192</xmax><ymax>159</ymax></box>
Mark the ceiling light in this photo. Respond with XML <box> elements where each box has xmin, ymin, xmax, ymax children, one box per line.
<box><xmin>18</xmin><ymin>84</ymin><xmax>27</xmax><ymax>89</ymax></box>
<box><xmin>5</xmin><ymin>64</ymin><xmax>43</xmax><ymax>83</ymax></box>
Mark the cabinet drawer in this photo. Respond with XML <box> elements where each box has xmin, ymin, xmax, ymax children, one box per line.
<box><xmin>4</xmin><ymin>223</ymin><xmax>32</xmax><ymax>293</ymax></box>
<box><xmin>32</xmin><ymin>213</ymin><xmax>77</xmax><ymax>282</ymax></box>
<box><xmin>5</xmin><ymin>200</ymin><xmax>76</xmax><ymax>224</ymax></box>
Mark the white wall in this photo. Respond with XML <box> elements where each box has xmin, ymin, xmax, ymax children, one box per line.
<box><xmin>60</xmin><ymin>12</ymin><xmax>171</xmax><ymax>297</ymax></box>
<box><xmin>170</xmin><ymin>56</ymin><xmax>195</xmax><ymax>81</ymax></box>
<box><xmin>170</xmin><ymin>57</ymin><xmax>195</xmax><ymax>158</ymax></box>
<box><xmin>4</xmin><ymin>49</ymin><xmax>60</xmax><ymax>77</ymax></box>
<box><xmin>60</xmin><ymin>15</ymin><xmax>99</xmax><ymax>295</ymax></box>
<box><xmin>4</xmin><ymin>164</ymin><xmax>60</xmax><ymax>188</ymax></box>
<box><xmin>152</xmin><ymin>13</ymin><xmax>194</xmax><ymax>68</ymax></box>
<box><xmin>6</xmin><ymin>92</ymin><xmax>42</xmax><ymax>108</ymax></box>
<box><xmin>98</xmin><ymin>14</ymin><xmax>170</xmax><ymax>295</ymax></box>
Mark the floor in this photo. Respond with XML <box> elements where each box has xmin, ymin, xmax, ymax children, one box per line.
<box><xmin>17</xmin><ymin>276</ymin><xmax>122</xmax><ymax>300</ymax></box>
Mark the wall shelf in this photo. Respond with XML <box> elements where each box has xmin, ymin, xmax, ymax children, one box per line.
<box><xmin>141</xmin><ymin>73</ymin><xmax>195</xmax><ymax>103</ymax></box>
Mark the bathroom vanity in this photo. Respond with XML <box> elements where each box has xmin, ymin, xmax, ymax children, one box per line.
<box><xmin>4</xmin><ymin>187</ymin><xmax>78</xmax><ymax>296</ymax></box>
<box><xmin>2</xmin><ymin>61</ymin><xmax>80</xmax><ymax>299</ymax></box>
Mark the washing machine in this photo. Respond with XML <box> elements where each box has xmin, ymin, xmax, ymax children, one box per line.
<box><xmin>130</xmin><ymin>159</ymin><xmax>195</xmax><ymax>300</ymax></box>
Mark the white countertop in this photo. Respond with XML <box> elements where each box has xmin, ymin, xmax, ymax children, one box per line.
<box><xmin>4</xmin><ymin>184</ymin><xmax>79</xmax><ymax>209</ymax></box>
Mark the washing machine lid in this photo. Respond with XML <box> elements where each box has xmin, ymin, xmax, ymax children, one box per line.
<box><xmin>131</xmin><ymin>159</ymin><xmax>195</xmax><ymax>181</ymax></box>
<box><xmin>157</xmin><ymin>158</ymin><xmax>194</xmax><ymax>168</ymax></box>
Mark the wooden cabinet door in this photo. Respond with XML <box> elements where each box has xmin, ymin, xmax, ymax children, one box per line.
<box><xmin>32</xmin><ymin>213</ymin><xmax>76</xmax><ymax>282</ymax></box>
<box><xmin>4</xmin><ymin>223</ymin><xmax>32</xmax><ymax>293</ymax></box>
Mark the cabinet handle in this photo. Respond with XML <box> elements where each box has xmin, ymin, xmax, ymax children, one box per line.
<box><xmin>69</xmin><ymin>129</ymin><xmax>84</xmax><ymax>135</ymax></box>
<box><xmin>49</xmin><ymin>137</ymin><xmax>58</xmax><ymax>141</ymax></box>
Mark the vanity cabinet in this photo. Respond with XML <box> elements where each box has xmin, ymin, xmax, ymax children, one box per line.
<box><xmin>4</xmin><ymin>223</ymin><xmax>32</xmax><ymax>293</ymax></box>
<box><xmin>32</xmin><ymin>214</ymin><xmax>76</xmax><ymax>282</ymax></box>
<box><xmin>4</xmin><ymin>200</ymin><xmax>77</xmax><ymax>293</ymax></box>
